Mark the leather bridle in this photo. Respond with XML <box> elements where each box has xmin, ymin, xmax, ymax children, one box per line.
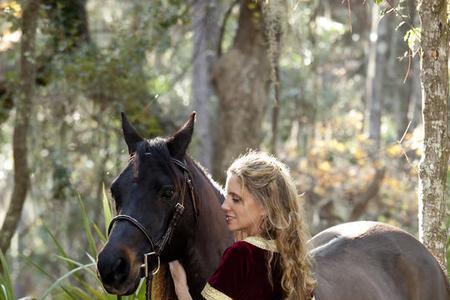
<box><xmin>107</xmin><ymin>157</ymin><xmax>197</xmax><ymax>300</ymax></box>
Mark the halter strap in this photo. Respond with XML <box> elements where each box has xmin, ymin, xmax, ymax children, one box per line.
<box><xmin>172</xmin><ymin>158</ymin><xmax>198</xmax><ymax>221</ymax></box>
<box><xmin>107</xmin><ymin>214</ymin><xmax>155</xmax><ymax>250</ymax></box>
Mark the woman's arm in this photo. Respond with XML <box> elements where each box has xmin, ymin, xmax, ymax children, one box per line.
<box><xmin>169</xmin><ymin>260</ymin><xmax>193</xmax><ymax>300</ymax></box>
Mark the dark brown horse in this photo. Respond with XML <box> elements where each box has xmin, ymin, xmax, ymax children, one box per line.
<box><xmin>310</xmin><ymin>221</ymin><xmax>450</xmax><ymax>300</ymax></box>
<box><xmin>97</xmin><ymin>112</ymin><xmax>233</xmax><ymax>297</ymax></box>
<box><xmin>97</xmin><ymin>113</ymin><xmax>450</xmax><ymax>299</ymax></box>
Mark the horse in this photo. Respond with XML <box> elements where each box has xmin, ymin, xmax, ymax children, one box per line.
<box><xmin>310</xmin><ymin>221</ymin><xmax>450</xmax><ymax>299</ymax></box>
<box><xmin>97</xmin><ymin>112</ymin><xmax>234</xmax><ymax>298</ymax></box>
<box><xmin>97</xmin><ymin>113</ymin><xmax>450</xmax><ymax>300</ymax></box>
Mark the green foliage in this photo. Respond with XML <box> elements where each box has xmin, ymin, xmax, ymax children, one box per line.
<box><xmin>404</xmin><ymin>27</ymin><xmax>421</xmax><ymax>54</ymax></box>
<box><xmin>102</xmin><ymin>184</ymin><xmax>113</xmax><ymax>235</ymax></box>
<box><xmin>25</xmin><ymin>187</ymin><xmax>145</xmax><ymax>299</ymax></box>
<box><xmin>0</xmin><ymin>251</ymin><xmax>16</xmax><ymax>300</ymax></box>
<box><xmin>282</xmin><ymin>111</ymin><xmax>421</xmax><ymax>234</ymax></box>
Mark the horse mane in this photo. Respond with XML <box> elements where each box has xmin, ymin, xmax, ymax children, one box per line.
<box><xmin>133</xmin><ymin>137</ymin><xmax>225</xmax><ymax>204</ymax></box>
<box><xmin>186</xmin><ymin>156</ymin><xmax>225</xmax><ymax>203</ymax></box>
<box><xmin>132</xmin><ymin>138</ymin><xmax>176</xmax><ymax>180</ymax></box>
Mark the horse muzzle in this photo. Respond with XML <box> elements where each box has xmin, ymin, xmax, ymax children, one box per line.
<box><xmin>97</xmin><ymin>245</ymin><xmax>142</xmax><ymax>295</ymax></box>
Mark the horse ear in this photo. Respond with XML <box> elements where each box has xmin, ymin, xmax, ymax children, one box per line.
<box><xmin>121</xmin><ymin>112</ymin><xmax>144</xmax><ymax>155</ymax></box>
<box><xmin>167</xmin><ymin>112</ymin><xmax>196</xmax><ymax>159</ymax></box>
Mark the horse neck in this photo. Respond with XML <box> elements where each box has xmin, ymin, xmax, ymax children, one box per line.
<box><xmin>182</xmin><ymin>159</ymin><xmax>234</xmax><ymax>298</ymax></box>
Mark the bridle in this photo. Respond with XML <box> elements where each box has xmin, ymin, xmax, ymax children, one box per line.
<box><xmin>107</xmin><ymin>157</ymin><xmax>198</xmax><ymax>300</ymax></box>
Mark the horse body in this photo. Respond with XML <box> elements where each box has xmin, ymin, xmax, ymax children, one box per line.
<box><xmin>176</xmin><ymin>158</ymin><xmax>234</xmax><ymax>296</ymax></box>
<box><xmin>311</xmin><ymin>221</ymin><xmax>450</xmax><ymax>300</ymax></box>
<box><xmin>97</xmin><ymin>113</ymin><xmax>450</xmax><ymax>300</ymax></box>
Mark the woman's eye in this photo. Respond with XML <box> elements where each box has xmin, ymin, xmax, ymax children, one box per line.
<box><xmin>232</xmin><ymin>197</ymin><xmax>240</xmax><ymax>203</ymax></box>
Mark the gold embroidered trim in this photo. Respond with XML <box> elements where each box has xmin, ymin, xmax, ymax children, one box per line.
<box><xmin>201</xmin><ymin>283</ymin><xmax>232</xmax><ymax>300</ymax></box>
<box><xmin>243</xmin><ymin>236</ymin><xmax>278</xmax><ymax>252</ymax></box>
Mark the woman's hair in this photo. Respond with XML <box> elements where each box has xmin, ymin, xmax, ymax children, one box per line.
<box><xmin>227</xmin><ymin>150</ymin><xmax>315</xmax><ymax>300</ymax></box>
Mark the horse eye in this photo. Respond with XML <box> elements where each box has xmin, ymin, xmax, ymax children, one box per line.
<box><xmin>160</xmin><ymin>186</ymin><xmax>175</xmax><ymax>200</ymax></box>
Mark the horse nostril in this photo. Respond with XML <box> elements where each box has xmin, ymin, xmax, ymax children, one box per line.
<box><xmin>98</xmin><ymin>253</ymin><xmax>130</xmax><ymax>287</ymax></box>
<box><xmin>112</xmin><ymin>257</ymin><xmax>129</xmax><ymax>282</ymax></box>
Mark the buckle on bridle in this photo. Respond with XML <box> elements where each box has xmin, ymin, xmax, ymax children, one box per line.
<box><xmin>142</xmin><ymin>252</ymin><xmax>160</xmax><ymax>277</ymax></box>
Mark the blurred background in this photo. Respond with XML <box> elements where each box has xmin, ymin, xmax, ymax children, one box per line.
<box><xmin>0</xmin><ymin>0</ymin><xmax>446</xmax><ymax>298</ymax></box>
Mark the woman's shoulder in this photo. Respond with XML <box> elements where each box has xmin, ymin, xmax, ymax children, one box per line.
<box><xmin>214</xmin><ymin>237</ymin><xmax>277</xmax><ymax>267</ymax></box>
<box><xmin>220</xmin><ymin>240</ymin><xmax>253</xmax><ymax>262</ymax></box>
<box><xmin>241</xmin><ymin>236</ymin><xmax>278</xmax><ymax>252</ymax></box>
<box><xmin>225</xmin><ymin>237</ymin><xmax>277</xmax><ymax>256</ymax></box>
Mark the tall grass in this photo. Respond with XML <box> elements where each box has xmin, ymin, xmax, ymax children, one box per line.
<box><xmin>28</xmin><ymin>185</ymin><xmax>145</xmax><ymax>300</ymax></box>
<box><xmin>0</xmin><ymin>250</ymin><xmax>16</xmax><ymax>300</ymax></box>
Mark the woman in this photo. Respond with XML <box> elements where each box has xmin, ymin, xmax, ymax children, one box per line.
<box><xmin>172</xmin><ymin>151</ymin><xmax>315</xmax><ymax>300</ymax></box>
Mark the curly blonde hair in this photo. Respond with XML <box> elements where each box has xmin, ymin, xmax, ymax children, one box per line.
<box><xmin>227</xmin><ymin>151</ymin><xmax>315</xmax><ymax>300</ymax></box>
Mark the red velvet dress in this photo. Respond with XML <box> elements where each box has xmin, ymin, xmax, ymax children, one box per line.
<box><xmin>201</xmin><ymin>237</ymin><xmax>283</xmax><ymax>300</ymax></box>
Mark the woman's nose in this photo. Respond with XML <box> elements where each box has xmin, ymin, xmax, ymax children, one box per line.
<box><xmin>221</xmin><ymin>197</ymin><xmax>230</xmax><ymax>211</ymax></box>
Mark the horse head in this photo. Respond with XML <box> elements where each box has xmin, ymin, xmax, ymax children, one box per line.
<box><xmin>97</xmin><ymin>112</ymin><xmax>199</xmax><ymax>295</ymax></box>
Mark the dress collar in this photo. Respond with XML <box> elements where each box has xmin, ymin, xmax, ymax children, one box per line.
<box><xmin>243</xmin><ymin>236</ymin><xmax>278</xmax><ymax>252</ymax></box>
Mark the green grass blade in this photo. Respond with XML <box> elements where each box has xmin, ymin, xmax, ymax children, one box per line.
<box><xmin>86</xmin><ymin>252</ymin><xmax>97</xmax><ymax>265</ymax></box>
<box><xmin>93</xmin><ymin>222</ymin><xmax>107</xmax><ymax>243</ymax></box>
<box><xmin>102</xmin><ymin>183</ymin><xmax>113</xmax><ymax>235</ymax></box>
<box><xmin>55</xmin><ymin>254</ymin><xmax>110</xmax><ymax>295</ymax></box>
<box><xmin>77</xmin><ymin>195</ymin><xmax>98</xmax><ymax>257</ymax></box>
<box><xmin>22</xmin><ymin>254</ymin><xmax>54</xmax><ymax>279</ymax></box>
<box><xmin>61</xmin><ymin>286</ymin><xmax>97</xmax><ymax>300</ymax></box>
<box><xmin>39</xmin><ymin>262</ymin><xmax>96</xmax><ymax>300</ymax></box>
<box><xmin>42</xmin><ymin>222</ymin><xmax>75</xmax><ymax>270</ymax></box>
<box><xmin>46</xmin><ymin>256</ymin><xmax>115</xmax><ymax>300</ymax></box>
<box><xmin>22</xmin><ymin>255</ymin><xmax>78</xmax><ymax>300</ymax></box>
<box><xmin>0</xmin><ymin>251</ymin><xmax>15</xmax><ymax>300</ymax></box>
<box><xmin>55</xmin><ymin>256</ymin><xmax>98</xmax><ymax>278</ymax></box>
<box><xmin>1</xmin><ymin>284</ymin><xmax>12</xmax><ymax>300</ymax></box>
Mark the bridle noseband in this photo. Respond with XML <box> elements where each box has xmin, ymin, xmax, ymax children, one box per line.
<box><xmin>107</xmin><ymin>158</ymin><xmax>197</xmax><ymax>300</ymax></box>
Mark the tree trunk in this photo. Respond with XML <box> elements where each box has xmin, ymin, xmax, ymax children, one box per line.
<box><xmin>191</xmin><ymin>0</ymin><xmax>224</xmax><ymax>171</ymax></box>
<box><xmin>263</xmin><ymin>1</ymin><xmax>282</xmax><ymax>155</ymax></box>
<box><xmin>365</xmin><ymin>3</ymin><xmax>391</xmax><ymax>150</ymax></box>
<box><xmin>212</xmin><ymin>0</ymin><xmax>272</xmax><ymax>182</ymax></box>
<box><xmin>417</xmin><ymin>0</ymin><xmax>449</xmax><ymax>270</ymax></box>
<box><xmin>0</xmin><ymin>0</ymin><xmax>39</xmax><ymax>254</ymax></box>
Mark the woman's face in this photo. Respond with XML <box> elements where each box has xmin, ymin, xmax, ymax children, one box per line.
<box><xmin>221</xmin><ymin>174</ymin><xmax>266</xmax><ymax>236</ymax></box>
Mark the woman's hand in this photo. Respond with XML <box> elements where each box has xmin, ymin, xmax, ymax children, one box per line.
<box><xmin>169</xmin><ymin>260</ymin><xmax>193</xmax><ymax>300</ymax></box>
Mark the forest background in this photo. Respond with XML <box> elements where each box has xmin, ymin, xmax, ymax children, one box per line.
<box><xmin>0</xmin><ymin>0</ymin><xmax>449</xmax><ymax>298</ymax></box>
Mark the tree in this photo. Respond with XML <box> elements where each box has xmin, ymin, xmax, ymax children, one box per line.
<box><xmin>365</xmin><ymin>3</ymin><xmax>392</xmax><ymax>150</ymax></box>
<box><xmin>0</xmin><ymin>0</ymin><xmax>39</xmax><ymax>254</ymax></box>
<box><xmin>417</xmin><ymin>0</ymin><xmax>449</xmax><ymax>269</ymax></box>
<box><xmin>191</xmin><ymin>0</ymin><xmax>224</xmax><ymax>171</ymax></box>
<box><xmin>212</xmin><ymin>0</ymin><xmax>275</xmax><ymax>182</ymax></box>
<box><xmin>0</xmin><ymin>0</ymin><xmax>90</xmax><ymax>125</ymax></box>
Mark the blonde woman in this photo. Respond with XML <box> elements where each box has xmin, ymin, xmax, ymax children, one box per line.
<box><xmin>200</xmin><ymin>151</ymin><xmax>316</xmax><ymax>300</ymax></box>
